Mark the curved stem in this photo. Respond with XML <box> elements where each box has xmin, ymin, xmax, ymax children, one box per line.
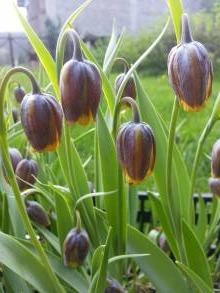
<box><xmin>56</xmin><ymin>29</ymin><xmax>83</xmax><ymax>80</ymax></box>
<box><xmin>166</xmin><ymin>97</ymin><xmax>187</xmax><ymax>263</ymax></box>
<box><xmin>75</xmin><ymin>210</ymin><xmax>82</xmax><ymax>232</ymax></box>
<box><xmin>0</xmin><ymin>68</ymin><xmax>64</xmax><ymax>292</ymax></box>
<box><xmin>114</xmin><ymin>57</ymin><xmax>129</xmax><ymax>73</ymax></box>
<box><xmin>112</xmin><ymin>97</ymin><xmax>140</xmax><ymax>138</ymax></box>
<box><xmin>70</xmin><ymin>30</ymin><xmax>83</xmax><ymax>61</ymax></box>
<box><xmin>121</xmin><ymin>97</ymin><xmax>140</xmax><ymax>123</ymax></box>
<box><xmin>166</xmin><ymin>97</ymin><xmax>179</xmax><ymax>201</ymax></box>
<box><xmin>189</xmin><ymin>118</ymin><xmax>214</xmax><ymax>221</ymax></box>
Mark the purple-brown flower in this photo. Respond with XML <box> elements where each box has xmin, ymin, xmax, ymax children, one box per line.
<box><xmin>14</xmin><ymin>84</ymin><xmax>26</xmax><ymax>103</ymax></box>
<box><xmin>211</xmin><ymin>139</ymin><xmax>220</xmax><ymax>178</ymax></box>
<box><xmin>63</xmin><ymin>228</ymin><xmax>89</xmax><ymax>267</ymax></box>
<box><xmin>9</xmin><ymin>148</ymin><xmax>22</xmax><ymax>172</ymax></box>
<box><xmin>25</xmin><ymin>200</ymin><xmax>50</xmax><ymax>227</ymax></box>
<box><xmin>168</xmin><ymin>14</ymin><xmax>213</xmax><ymax>112</ymax></box>
<box><xmin>21</xmin><ymin>93</ymin><xmax>63</xmax><ymax>152</ymax></box>
<box><xmin>60</xmin><ymin>30</ymin><xmax>101</xmax><ymax>125</ymax></box>
<box><xmin>115</xmin><ymin>74</ymin><xmax>136</xmax><ymax>102</ymax></box>
<box><xmin>15</xmin><ymin>158</ymin><xmax>38</xmax><ymax>191</ymax></box>
<box><xmin>105</xmin><ymin>279</ymin><xmax>125</xmax><ymax>293</ymax></box>
<box><xmin>117</xmin><ymin>121</ymin><xmax>156</xmax><ymax>184</ymax></box>
<box><xmin>209</xmin><ymin>178</ymin><xmax>220</xmax><ymax>197</ymax></box>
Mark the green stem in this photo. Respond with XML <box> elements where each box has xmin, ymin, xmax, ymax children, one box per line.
<box><xmin>189</xmin><ymin>118</ymin><xmax>213</xmax><ymax>222</ymax></box>
<box><xmin>56</xmin><ymin>29</ymin><xmax>83</xmax><ymax>80</ymax></box>
<box><xmin>166</xmin><ymin>97</ymin><xmax>187</xmax><ymax>263</ymax></box>
<box><xmin>64</xmin><ymin>125</ymin><xmax>99</xmax><ymax>247</ymax></box>
<box><xmin>166</xmin><ymin>97</ymin><xmax>179</xmax><ymax>204</ymax></box>
<box><xmin>114</xmin><ymin>57</ymin><xmax>130</xmax><ymax>73</ymax></box>
<box><xmin>0</xmin><ymin>68</ymin><xmax>64</xmax><ymax>292</ymax></box>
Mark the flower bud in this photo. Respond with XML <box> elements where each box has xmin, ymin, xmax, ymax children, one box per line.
<box><xmin>117</xmin><ymin>121</ymin><xmax>156</xmax><ymax>184</ymax></box>
<box><xmin>14</xmin><ymin>84</ymin><xmax>26</xmax><ymax>103</ymax></box>
<box><xmin>115</xmin><ymin>73</ymin><xmax>136</xmax><ymax>103</ymax></box>
<box><xmin>168</xmin><ymin>14</ymin><xmax>212</xmax><ymax>112</ymax></box>
<box><xmin>9</xmin><ymin>148</ymin><xmax>22</xmax><ymax>172</ymax></box>
<box><xmin>60</xmin><ymin>31</ymin><xmax>102</xmax><ymax>126</ymax></box>
<box><xmin>105</xmin><ymin>279</ymin><xmax>125</xmax><ymax>293</ymax></box>
<box><xmin>63</xmin><ymin>228</ymin><xmax>89</xmax><ymax>267</ymax></box>
<box><xmin>12</xmin><ymin>108</ymin><xmax>19</xmax><ymax>123</ymax></box>
<box><xmin>211</xmin><ymin>139</ymin><xmax>220</xmax><ymax>178</ymax></box>
<box><xmin>148</xmin><ymin>228</ymin><xmax>160</xmax><ymax>244</ymax></box>
<box><xmin>25</xmin><ymin>200</ymin><xmax>50</xmax><ymax>227</ymax></box>
<box><xmin>21</xmin><ymin>93</ymin><xmax>63</xmax><ymax>152</ymax></box>
<box><xmin>209</xmin><ymin>178</ymin><xmax>220</xmax><ymax>197</ymax></box>
<box><xmin>15</xmin><ymin>158</ymin><xmax>38</xmax><ymax>191</ymax></box>
<box><xmin>158</xmin><ymin>232</ymin><xmax>170</xmax><ymax>253</ymax></box>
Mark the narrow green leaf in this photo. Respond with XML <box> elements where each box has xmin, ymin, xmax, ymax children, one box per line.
<box><xmin>0</xmin><ymin>232</ymin><xmax>62</xmax><ymax>292</ymax></box>
<box><xmin>108</xmin><ymin>253</ymin><xmax>149</xmax><ymax>264</ymax></box>
<box><xmin>13</xmin><ymin>3</ymin><xmax>59</xmax><ymax>96</ymax></box>
<box><xmin>97</xmin><ymin>110</ymin><xmax>118</xmax><ymax>251</ymax></box>
<box><xmin>103</xmin><ymin>26</ymin><xmax>125</xmax><ymax>75</ymax></box>
<box><xmin>75</xmin><ymin>190</ymin><xmax>117</xmax><ymax>208</ymax></box>
<box><xmin>17</xmin><ymin>238</ymin><xmax>89</xmax><ymax>293</ymax></box>
<box><xmin>91</xmin><ymin>245</ymin><xmax>105</xmax><ymax>278</ymax></box>
<box><xmin>4</xmin><ymin>268</ymin><xmax>31</xmax><ymax>293</ymax></box>
<box><xmin>95</xmin><ymin>228</ymin><xmax>112</xmax><ymax>293</ymax></box>
<box><xmin>166</xmin><ymin>0</ymin><xmax>183</xmax><ymax>42</ymax></box>
<box><xmin>52</xmin><ymin>187</ymin><xmax>73</xmax><ymax>254</ymax></box>
<box><xmin>74</xmin><ymin>128</ymin><xmax>95</xmax><ymax>143</ymax></box>
<box><xmin>35</xmin><ymin>225</ymin><xmax>61</xmax><ymax>255</ymax></box>
<box><xmin>103</xmin><ymin>20</ymin><xmax>117</xmax><ymax>69</ymax></box>
<box><xmin>194</xmin><ymin>195</ymin><xmax>207</xmax><ymax>245</ymax></box>
<box><xmin>182</xmin><ymin>220</ymin><xmax>213</xmax><ymax>288</ymax></box>
<box><xmin>149</xmin><ymin>193</ymin><xmax>179</xmax><ymax>258</ymax></box>
<box><xmin>0</xmin><ymin>171</ymin><xmax>25</xmax><ymax>237</ymax></box>
<box><xmin>127</xmin><ymin>225</ymin><xmax>188</xmax><ymax>293</ymax></box>
<box><xmin>176</xmin><ymin>261</ymin><xmax>213</xmax><ymax>293</ymax></box>
<box><xmin>48</xmin><ymin>253</ymin><xmax>89</xmax><ymax>293</ymax></box>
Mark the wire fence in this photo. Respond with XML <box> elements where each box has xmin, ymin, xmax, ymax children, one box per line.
<box><xmin>0</xmin><ymin>33</ymin><xmax>53</xmax><ymax>66</ymax></box>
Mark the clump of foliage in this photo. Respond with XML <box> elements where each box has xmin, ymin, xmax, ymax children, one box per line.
<box><xmin>0</xmin><ymin>0</ymin><xmax>219</xmax><ymax>292</ymax></box>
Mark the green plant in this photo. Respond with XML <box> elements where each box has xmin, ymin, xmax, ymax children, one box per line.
<box><xmin>0</xmin><ymin>0</ymin><xmax>219</xmax><ymax>292</ymax></box>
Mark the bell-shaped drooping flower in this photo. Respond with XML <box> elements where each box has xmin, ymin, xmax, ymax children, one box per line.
<box><xmin>25</xmin><ymin>200</ymin><xmax>50</xmax><ymax>227</ymax></box>
<box><xmin>211</xmin><ymin>139</ymin><xmax>220</xmax><ymax>178</ymax></box>
<box><xmin>114</xmin><ymin>58</ymin><xmax>136</xmax><ymax>105</ymax></box>
<box><xmin>168</xmin><ymin>14</ymin><xmax>213</xmax><ymax>112</ymax></box>
<box><xmin>63</xmin><ymin>227</ymin><xmax>89</xmax><ymax>267</ymax></box>
<box><xmin>21</xmin><ymin>91</ymin><xmax>63</xmax><ymax>152</ymax></box>
<box><xmin>63</xmin><ymin>211</ymin><xmax>89</xmax><ymax>267</ymax></box>
<box><xmin>105</xmin><ymin>279</ymin><xmax>125</xmax><ymax>293</ymax></box>
<box><xmin>14</xmin><ymin>84</ymin><xmax>26</xmax><ymax>103</ymax></box>
<box><xmin>9</xmin><ymin>148</ymin><xmax>22</xmax><ymax>172</ymax></box>
<box><xmin>209</xmin><ymin>177</ymin><xmax>220</xmax><ymax>197</ymax></box>
<box><xmin>208</xmin><ymin>139</ymin><xmax>220</xmax><ymax>197</ymax></box>
<box><xmin>15</xmin><ymin>158</ymin><xmax>38</xmax><ymax>191</ymax></box>
<box><xmin>3</xmin><ymin>148</ymin><xmax>23</xmax><ymax>181</ymax></box>
<box><xmin>116</xmin><ymin>97</ymin><xmax>156</xmax><ymax>184</ymax></box>
<box><xmin>60</xmin><ymin>30</ymin><xmax>102</xmax><ymax>125</ymax></box>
